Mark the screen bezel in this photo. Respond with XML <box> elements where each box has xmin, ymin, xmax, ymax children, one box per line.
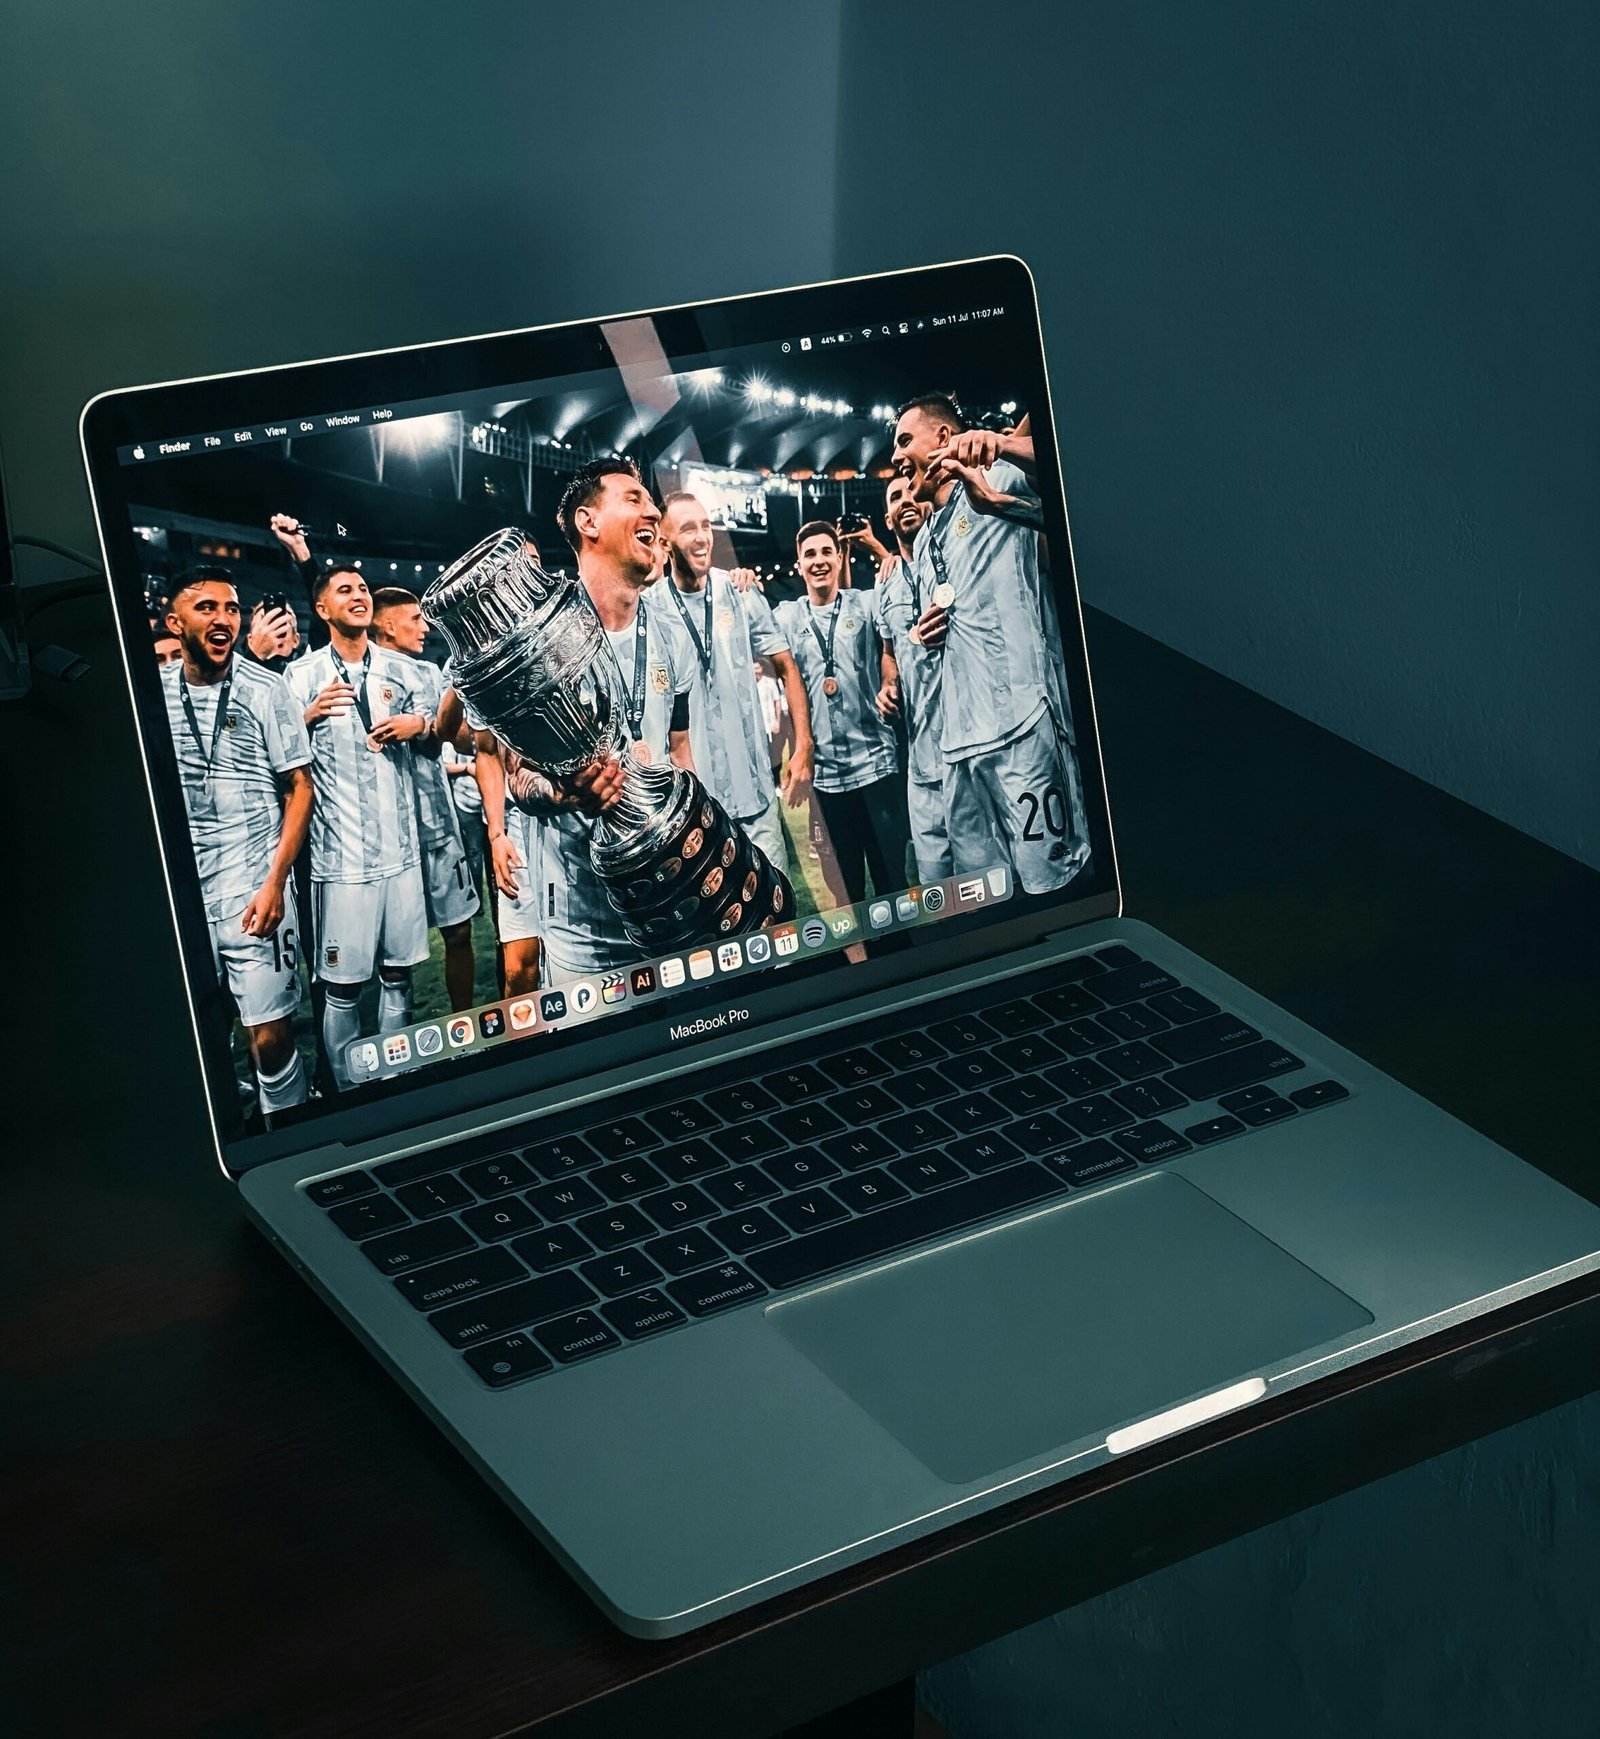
<box><xmin>81</xmin><ymin>256</ymin><xmax>1123</xmax><ymax>1177</ymax></box>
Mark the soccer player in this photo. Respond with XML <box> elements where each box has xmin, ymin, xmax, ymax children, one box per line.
<box><xmin>245</xmin><ymin>597</ymin><xmax>302</xmax><ymax>671</ymax></box>
<box><xmin>474</xmin><ymin>734</ymin><xmax>544</xmax><ymax>995</ymax></box>
<box><xmin>507</xmin><ymin>458</ymin><xmax>695</xmax><ymax>985</ymax></box>
<box><xmin>160</xmin><ymin>567</ymin><xmax>312</xmax><ymax>1117</ymax></box>
<box><xmin>871</xmin><ymin>474</ymin><xmax>949</xmax><ymax>881</ymax></box>
<box><xmin>286</xmin><ymin>563</ymin><xmax>434</xmax><ymax>1087</ymax></box>
<box><xmin>656</xmin><ymin>491</ymin><xmax>813</xmax><ymax>873</ymax></box>
<box><xmin>152</xmin><ymin>623</ymin><xmax>183</xmax><ymax>665</ymax></box>
<box><xmin>371</xmin><ymin>587</ymin><xmax>481</xmax><ymax>1011</ymax></box>
<box><xmin>756</xmin><ymin>655</ymin><xmax>795</xmax><ymax>786</ymax></box>
<box><xmin>774</xmin><ymin>522</ymin><xmax>910</xmax><ymax>906</ymax></box>
<box><xmin>443</xmin><ymin>536</ymin><xmax>545</xmax><ymax>996</ymax></box>
<box><xmin>267</xmin><ymin>512</ymin><xmax>323</xmax><ymax>604</ymax></box>
<box><xmin>444</xmin><ymin>737</ymin><xmax>493</xmax><ymax>931</ymax></box>
<box><xmin>892</xmin><ymin>392</ymin><xmax>1089</xmax><ymax>893</ymax></box>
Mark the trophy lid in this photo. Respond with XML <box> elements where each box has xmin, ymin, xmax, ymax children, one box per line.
<box><xmin>422</xmin><ymin>527</ymin><xmax>561</xmax><ymax>661</ymax></box>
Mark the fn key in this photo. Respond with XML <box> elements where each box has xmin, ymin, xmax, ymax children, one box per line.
<box><xmin>464</xmin><ymin>1333</ymin><xmax>553</xmax><ymax>1388</ymax></box>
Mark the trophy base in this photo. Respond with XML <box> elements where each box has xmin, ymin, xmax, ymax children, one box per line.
<box><xmin>591</xmin><ymin>768</ymin><xmax>794</xmax><ymax>949</ymax></box>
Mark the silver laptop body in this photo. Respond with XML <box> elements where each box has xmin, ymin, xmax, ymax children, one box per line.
<box><xmin>82</xmin><ymin>257</ymin><xmax>1600</xmax><ymax>1636</ymax></box>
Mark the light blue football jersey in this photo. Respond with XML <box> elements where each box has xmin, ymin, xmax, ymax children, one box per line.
<box><xmin>773</xmin><ymin>589</ymin><xmax>899</xmax><ymax>794</ymax></box>
<box><xmin>405</xmin><ymin>655</ymin><xmax>466</xmax><ymax>851</ymax></box>
<box><xmin>532</xmin><ymin>603</ymin><xmax>692</xmax><ymax>974</ymax></box>
<box><xmin>873</xmin><ymin>558</ymin><xmax>944</xmax><ymax>789</ymax></box>
<box><xmin>656</xmin><ymin>568</ymin><xmax>787</xmax><ymax>823</ymax></box>
<box><xmin>906</xmin><ymin>459</ymin><xmax>1071</xmax><ymax>763</ymax></box>
<box><xmin>286</xmin><ymin>642</ymin><xmax>423</xmax><ymax>884</ymax></box>
<box><xmin>161</xmin><ymin>656</ymin><xmax>311</xmax><ymax>921</ymax></box>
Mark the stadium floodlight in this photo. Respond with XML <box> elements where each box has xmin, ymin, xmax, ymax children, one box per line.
<box><xmin>1000</xmin><ymin>400</ymin><xmax>1017</xmax><ymax>415</ymax></box>
<box><xmin>742</xmin><ymin>375</ymin><xmax>773</xmax><ymax>403</ymax></box>
<box><xmin>390</xmin><ymin>411</ymin><xmax>458</xmax><ymax>456</ymax></box>
<box><xmin>552</xmin><ymin>396</ymin><xmax>592</xmax><ymax>443</ymax></box>
<box><xmin>774</xmin><ymin>388</ymin><xmax>797</xmax><ymax>407</ymax></box>
<box><xmin>835</xmin><ymin>401</ymin><xmax>853</xmax><ymax>418</ymax></box>
<box><xmin>685</xmin><ymin>367</ymin><xmax>724</xmax><ymax>395</ymax></box>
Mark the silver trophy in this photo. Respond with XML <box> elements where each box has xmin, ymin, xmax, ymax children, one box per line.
<box><xmin>423</xmin><ymin>528</ymin><xmax>792</xmax><ymax>950</ymax></box>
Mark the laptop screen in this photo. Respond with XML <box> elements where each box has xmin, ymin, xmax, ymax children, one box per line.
<box><xmin>84</xmin><ymin>258</ymin><xmax>1117</xmax><ymax>1163</ymax></box>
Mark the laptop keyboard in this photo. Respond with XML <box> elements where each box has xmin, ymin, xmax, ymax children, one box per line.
<box><xmin>305</xmin><ymin>946</ymin><xmax>1350</xmax><ymax>1388</ymax></box>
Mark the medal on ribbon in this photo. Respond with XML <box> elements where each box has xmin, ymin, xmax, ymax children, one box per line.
<box><xmin>179</xmin><ymin>668</ymin><xmax>234</xmax><ymax>797</ymax></box>
<box><xmin>809</xmin><ymin>596</ymin><xmax>842</xmax><ymax>698</ymax></box>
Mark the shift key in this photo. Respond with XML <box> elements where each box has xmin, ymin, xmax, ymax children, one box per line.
<box><xmin>428</xmin><ymin>1269</ymin><xmax>595</xmax><ymax>1348</ymax></box>
<box><xmin>1164</xmin><ymin>1040</ymin><xmax>1302</xmax><ymax>1102</ymax></box>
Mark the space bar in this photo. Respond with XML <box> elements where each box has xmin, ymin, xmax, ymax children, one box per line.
<box><xmin>747</xmin><ymin>1162</ymin><xmax>1061</xmax><ymax>1290</ymax></box>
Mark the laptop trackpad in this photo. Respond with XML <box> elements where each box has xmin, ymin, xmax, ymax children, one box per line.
<box><xmin>768</xmin><ymin>1171</ymin><xmax>1372</xmax><ymax>1485</ymax></box>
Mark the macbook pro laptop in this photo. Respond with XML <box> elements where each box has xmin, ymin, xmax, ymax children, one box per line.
<box><xmin>81</xmin><ymin>256</ymin><xmax>1600</xmax><ymax>1636</ymax></box>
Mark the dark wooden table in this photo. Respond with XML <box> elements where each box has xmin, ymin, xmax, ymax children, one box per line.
<box><xmin>5</xmin><ymin>594</ymin><xmax>1598</xmax><ymax>1738</ymax></box>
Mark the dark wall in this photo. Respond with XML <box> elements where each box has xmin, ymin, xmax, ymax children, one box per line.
<box><xmin>835</xmin><ymin>0</ymin><xmax>1600</xmax><ymax>868</ymax></box>
<box><xmin>0</xmin><ymin>0</ymin><xmax>841</xmax><ymax>571</ymax></box>
<box><xmin>829</xmin><ymin>6</ymin><xmax>1600</xmax><ymax>1733</ymax></box>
